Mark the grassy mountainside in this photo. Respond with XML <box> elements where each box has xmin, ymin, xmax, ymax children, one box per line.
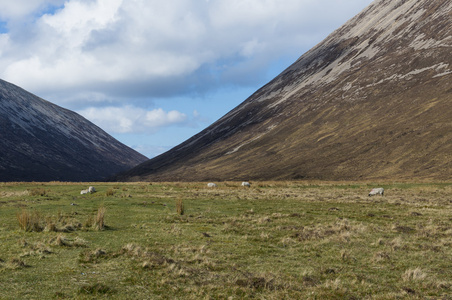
<box><xmin>115</xmin><ymin>0</ymin><xmax>452</xmax><ymax>182</ymax></box>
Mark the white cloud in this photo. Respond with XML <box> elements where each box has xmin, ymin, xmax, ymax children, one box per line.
<box><xmin>145</xmin><ymin>108</ymin><xmax>188</xmax><ymax>128</ymax></box>
<box><xmin>0</xmin><ymin>0</ymin><xmax>374</xmax><ymax>105</ymax></box>
<box><xmin>0</xmin><ymin>0</ymin><xmax>65</xmax><ymax>20</ymax></box>
<box><xmin>78</xmin><ymin>105</ymin><xmax>188</xmax><ymax>134</ymax></box>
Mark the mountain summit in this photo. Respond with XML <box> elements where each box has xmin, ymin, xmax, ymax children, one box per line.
<box><xmin>117</xmin><ymin>0</ymin><xmax>452</xmax><ymax>182</ymax></box>
<box><xmin>0</xmin><ymin>79</ymin><xmax>147</xmax><ymax>181</ymax></box>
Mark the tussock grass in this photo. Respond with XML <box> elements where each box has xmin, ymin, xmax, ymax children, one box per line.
<box><xmin>50</xmin><ymin>234</ymin><xmax>88</xmax><ymax>248</ymax></box>
<box><xmin>176</xmin><ymin>198</ymin><xmax>184</xmax><ymax>215</ymax></box>
<box><xmin>94</xmin><ymin>206</ymin><xmax>106</xmax><ymax>230</ymax></box>
<box><xmin>403</xmin><ymin>267</ymin><xmax>428</xmax><ymax>282</ymax></box>
<box><xmin>28</xmin><ymin>188</ymin><xmax>47</xmax><ymax>197</ymax></box>
<box><xmin>84</xmin><ymin>215</ymin><xmax>94</xmax><ymax>228</ymax></box>
<box><xmin>78</xmin><ymin>248</ymin><xmax>107</xmax><ymax>263</ymax></box>
<box><xmin>18</xmin><ymin>209</ymin><xmax>92</xmax><ymax>233</ymax></box>
<box><xmin>19</xmin><ymin>240</ymin><xmax>53</xmax><ymax>258</ymax></box>
<box><xmin>17</xmin><ymin>209</ymin><xmax>44</xmax><ymax>232</ymax></box>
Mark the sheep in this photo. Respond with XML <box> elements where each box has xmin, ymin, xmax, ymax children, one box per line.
<box><xmin>369</xmin><ymin>187</ymin><xmax>384</xmax><ymax>196</ymax></box>
<box><xmin>80</xmin><ymin>186</ymin><xmax>96</xmax><ymax>195</ymax></box>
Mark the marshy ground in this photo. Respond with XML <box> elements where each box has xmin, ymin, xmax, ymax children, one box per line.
<box><xmin>1</xmin><ymin>181</ymin><xmax>451</xmax><ymax>299</ymax></box>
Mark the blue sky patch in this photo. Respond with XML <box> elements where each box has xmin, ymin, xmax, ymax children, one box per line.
<box><xmin>38</xmin><ymin>3</ymin><xmax>65</xmax><ymax>17</ymax></box>
<box><xmin>0</xmin><ymin>20</ymin><xmax>8</xmax><ymax>34</ymax></box>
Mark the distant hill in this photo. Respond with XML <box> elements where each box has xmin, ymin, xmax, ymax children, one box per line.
<box><xmin>115</xmin><ymin>0</ymin><xmax>452</xmax><ymax>182</ymax></box>
<box><xmin>0</xmin><ymin>79</ymin><xmax>147</xmax><ymax>181</ymax></box>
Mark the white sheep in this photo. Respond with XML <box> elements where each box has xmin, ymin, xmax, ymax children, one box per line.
<box><xmin>80</xmin><ymin>186</ymin><xmax>96</xmax><ymax>195</ymax></box>
<box><xmin>368</xmin><ymin>187</ymin><xmax>384</xmax><ymax>196</ymax></box>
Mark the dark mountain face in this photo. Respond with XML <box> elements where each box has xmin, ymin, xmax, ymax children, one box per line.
<box><xmin>0</xmin><ymin>79</ymin><xmax>147</xmax><ymax>182</ymax></box>
<box><xmin>116</xmin><ymin>0</ymin><xmax>452</xmax><ymax>182</ymax></box>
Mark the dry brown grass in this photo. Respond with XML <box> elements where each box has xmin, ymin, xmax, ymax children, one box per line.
<box><xmin>403</xmin><ymin>268</ymin><xmax>428</xmax><ymax>282</ymax></box>
<box><xmin>176</xmin><ymin>198</ymin><xmax>184</xmax><ymax>216</ymax></box>
<box><xmin>51</xmin><ymin>234</ymin><xmax>70</xmax><ymax>247</ymax></box>
<box><xmin>84</xmin><ymin>215</ymin><xmax>94</xmax><ymax>228</ymax></box>
<box><xmin>17</xmin><ymin>210</ymin><xmax>44</xmax><ymax>232</ymax></box>
<box><xmin>28</xmin><ymin>188</ymin><xmax>47</xmax><ymax>197</ymax></box>
<box><xmin>94</xmin><ymin>206</ymin><xmax>106</xmax><ymax>230</ymax></box>
<box><xmin>120</xmin><ymin>243</ymin><xmax>174</xmax><ymax>268</ymax></box>
<box><xmin>17</xmin><ymin>205</ymin><xmax>104</xmax><ymax>233</ymax></box>
<box><xmin>50</xmin><ymin>234</ymin><xmax>88</xmax><ymax>248</ymax></box>
<box><xmin>16</xmin><ymin>210</ymin><xmax>83</xmax><ymax>233</ymax></box>
<box><xmin>44</xmin><ymin>216</ymin><xmax>57</xmax><ymax>232</ymax></box>
<box><xmin>5</xmin><ymin>258</ymin><xmax>28</xmax><ymax>269</ymax></box>
<box><xmin>19</xmin><ymin>240</ymin><xmax>53</xmax><ymax>258</ymax></box>
<box><xmin>78</xmin><ymin>248</ymin><xmax>107</xmax><ymax>263</ymax></box>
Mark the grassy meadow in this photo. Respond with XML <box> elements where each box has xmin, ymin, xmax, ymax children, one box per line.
<box><xmin>1</xmin><ymin>181</ymin><xmax>452</xmax><ymax>299</ymax></box>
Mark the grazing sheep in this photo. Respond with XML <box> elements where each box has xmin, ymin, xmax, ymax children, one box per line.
<box><xmin>369</xmin><ymin>187</ymin><xmax>384</xmax><ymax>196</ymax></box>
<box><xmin>80</xmin><ymin>186</ymin><xmax>96</xmax><ymax>195</ymax></box>
<box><xmin>242</xmin><ymin>182</ymin><xmax>251</xmax><ymax>187</ymax></box>
<box><xmin>207</xmin><ymin>183</ymin><xmax>217</xmax><ymax>188</ymax></box>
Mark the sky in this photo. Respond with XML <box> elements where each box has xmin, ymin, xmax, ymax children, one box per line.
<box><xmin>0</xmin><ymin>0</ymin><xmax>374</xmax><ymax>158</ymax></box>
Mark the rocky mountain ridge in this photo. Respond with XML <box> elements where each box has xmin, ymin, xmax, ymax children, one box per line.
<box><xmin>116</xmin><ymin>0</ymin><xmax>452</xmax><ymax>182</ymax></box>
<box><xmin>0</xmin><ymin>79</ymin><xmax>147</xmax><ymax>181</ymax></box>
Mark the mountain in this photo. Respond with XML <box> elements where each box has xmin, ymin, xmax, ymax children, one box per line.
<box><xmin>115</xmin><ymin>0</ymin><xmax>452</xmax><ymax>182</ymax></box>
<box><xmin>0</xmin><ymin>79</ymin><xmax>147</xmax><ymax>182</ymax></box>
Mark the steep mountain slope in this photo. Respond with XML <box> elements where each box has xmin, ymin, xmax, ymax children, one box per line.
<box><xmin>0</xmin><ymin>79</ymin><xmax>147</xmax><ymax>181</ymax></box>
<box><xmin>116</xmin><ymin>0</ymin><xmax>452</xmax><ymax>182</ymax></box>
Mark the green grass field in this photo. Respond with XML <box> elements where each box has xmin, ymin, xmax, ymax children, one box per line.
<box><xmin>1</xmin><ymin>181</ymin><xmax>452</xmax><ymax>299</ymax></box>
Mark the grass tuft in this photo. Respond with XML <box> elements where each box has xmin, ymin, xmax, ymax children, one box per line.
<box><xmin>17</xmin><ymin>210</ymin><xmax>44</xmax><ymax>232</ymax></box>
<box><xmin>52</xmin><ymin>234</ymin><xmax>69</xmax><ymax>247</ymax></box>
<box><xmin>94</xmin><ymin>206</ymin><xmax>106</xmax><ymax>231</ymax></box>
<box><xmin>79</xmin><ymin>248</ymin><xmax>106</xmax><ymax>263</ymax></box>
<box><xmin>403</xmin><ymin>268</ymin><xmax>427</xmax><ymax>282</ymax></box>
<box><xmin>6</xmin><ymin>258</ymin><xmax>28</xmax><ymax>269</ymax></box>
<box><xmin>78</xmin><ymin>283</ymin><xmax>114</xmax><ymax>295</ymax></box>
<box><xmin>28</xmin><ymin>188</ymin><xmax>47</xmax><ymax>197</ymax></box>
<box><xmin>50</xmin><ymin>234</ymin><xmax>88</xmax><ymax>248</ymax></box>
<box><xmin>176</xmin><ymin>198</ymin><xmax>184</xmax><ymax>215</ymax></box>
<box><xmin>44</xmin><ymin>217</ymin><xmax>57</xmax><ymax>232</ymax></box>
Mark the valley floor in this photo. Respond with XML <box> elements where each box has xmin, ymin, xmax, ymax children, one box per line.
<box><xmin>1</xmin><ymin>181</ymin><xmax>451</xmax><ymax>299</ymax></box>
